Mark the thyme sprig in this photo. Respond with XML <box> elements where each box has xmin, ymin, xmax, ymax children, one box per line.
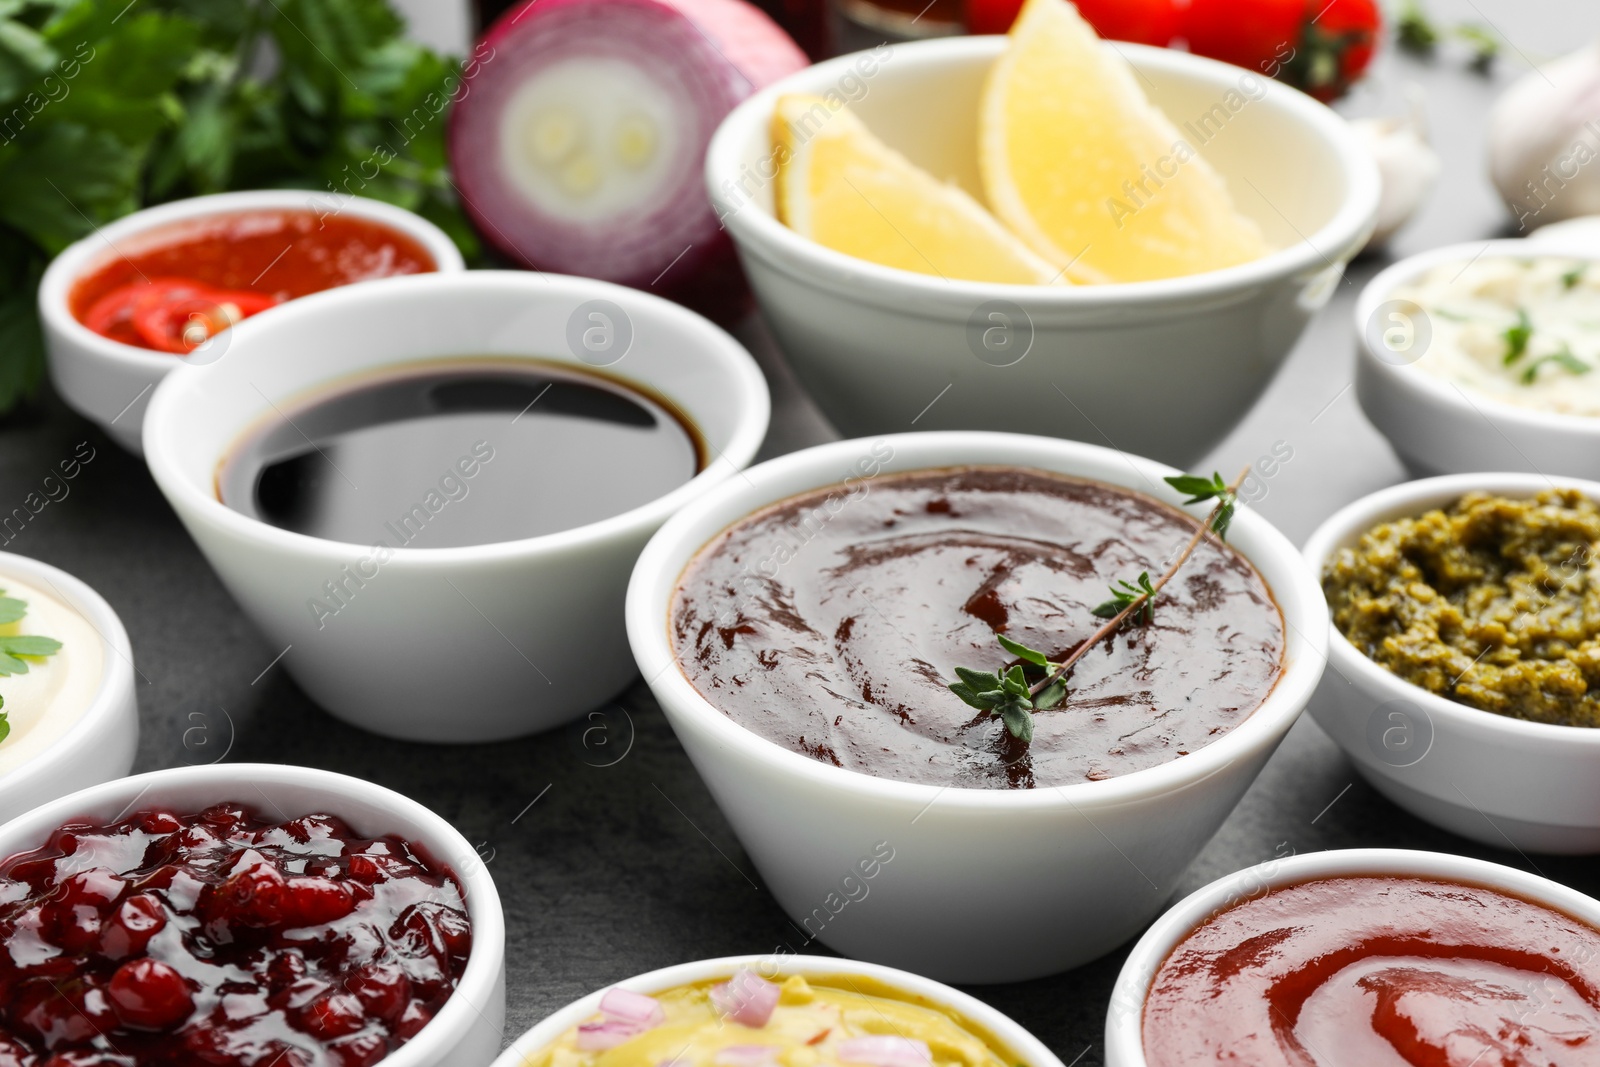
<box><xmin>947</xmin><ymin>467</ymin><xmax>1250</xmax><ymax>743</ymax></box>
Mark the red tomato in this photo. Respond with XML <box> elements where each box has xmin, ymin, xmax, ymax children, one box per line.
<box><xmin>1182</xmin><ymin>0</ymin><xmax>1381</xmax><ymax>102</ymax></box>
<box><xmin>84</xmin><ymin>278</ymin><xmax>278</xmax><ymax>354</ymax></box>
<box><xmin>967</xmin><ymin>0</ymin><xmax>1178</xmax><ymax>43</ymax></box>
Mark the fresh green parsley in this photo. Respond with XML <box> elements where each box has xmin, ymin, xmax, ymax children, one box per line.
<box><xmin>1563</xmin><ymin>264</ymin><xmax>1587</xmax><ymax>291</ymax></box>
<box><xmin>1519</xmin><ymin>344</ymin><xmax>1592</xmax><ymax>385</ymax></box>
<box><xmin>0</xmin><ymin>0</ymin><xmax>478</xmax><ymax>414</ymax></box>
<box><xmin>1502</xmin><ymin>308</ymin><xmax>1533</xmax><ymax>366</ymax></box>
<box><xmin>0</xmin><ymin>587</ymin><xmax>63</xmax><ymax>745</ymax></box>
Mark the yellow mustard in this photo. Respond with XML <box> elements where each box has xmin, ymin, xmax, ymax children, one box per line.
<box><xmin>527</xmin><ymin>975</ymin><xmax>1016</xmax><ymax>1067</ymax></box>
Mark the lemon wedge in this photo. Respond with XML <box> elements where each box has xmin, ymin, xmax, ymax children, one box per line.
<box><xmin>979</xmin><ymin>0</ymin><xmax>1268</xmax><ymax>283</ymax></box>
<box><xmin>773</xmin><ymin>94</ymin><xmax>1060</xmax><ymax>285</ymax></box>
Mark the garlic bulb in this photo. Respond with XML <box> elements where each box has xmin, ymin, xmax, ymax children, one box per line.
<box><xmin>1353</xmin><ymin>103</ymin><xmax>1440</xmax><ymax>249</ymax></box>
<box><xmin>1488</xmin><ymin>41</ymin><xmax>1600</xmax><ymax>231</ymax></box>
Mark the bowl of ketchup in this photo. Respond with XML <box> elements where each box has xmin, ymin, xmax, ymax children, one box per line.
<box><xmin>39</xmin><ymin>190</ymin><xmax>464</xmax><ymax>454</ymax></box>
<box><xmin>1105</xmin><ymin>848</ymin><xmax>1600</xmax><ymax>1067</ymax></box>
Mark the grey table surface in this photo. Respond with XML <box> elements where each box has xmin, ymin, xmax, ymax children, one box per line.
<box><xmin>3</xmin><ymin>4</ymin><xmax>1599</xmax><ymax>1063</ymax></box>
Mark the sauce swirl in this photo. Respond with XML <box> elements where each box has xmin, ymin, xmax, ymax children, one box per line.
<box><xmin>1142</xmin><ymin>876</ymin><xmax>1600</xmax><ymax>1067</ymax></box>
<box><xmin>669</xmin><ymin>466</ymin><xmax>1284</xmax><ymax>788</ymax></box>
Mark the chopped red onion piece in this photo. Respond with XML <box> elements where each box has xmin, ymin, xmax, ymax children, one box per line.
<box><xmin>836</xmin><ymin>1036</ymin><xmax>934</xmax><ymax>1067</ymax></box>
<box><xmin>601</xmin><ymin>987</ymin><xmax>667</xmax><ymax>1027</ymax></box>
<box><xmin>577</xmin><ymin>1018</ymin><xmax>650</xmax><ymax>1051</ymax></box>
<box><xmin>713</xmin><ymin>1045</ymin><xmax>781</xmax><ymax>1067</ymax></box>
<box><xmin>709</xmin><ymin>969</ymin><xmax>781</xmax><ymax>1027</ymax></box>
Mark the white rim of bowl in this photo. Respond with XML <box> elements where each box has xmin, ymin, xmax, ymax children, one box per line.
<box><xmin>1354</xmin><ymin>237</ymin><xmax>1600</xmax><ymax>434</ymax></box>
<box><xmin>706</xmin><ymin>37</ymin><xmax>1381</xmax><ymax>310</ymax></box>
<box><xmin>0</xmin><ymin>761</ymin><xmax>505</xmax><ymax>1067</ymax></box>
<box><xmin>1106</xmin><ymin>846</ymin><xmax>1600</xmax><ymax>1067</ymax></box>
<box><xmin>628</xmin><ymin>431</ymin><xmax>1329</xmax><ymax>812</ymax></box>
<box><xmin>0</xmin><ymin>552</ymin><xmax>135</xmax><ymax>802</ymax></box>
<box><xmin>491</xmin><ymin>953</ymin><xmax>1066</xmax><ymax>1067</ymax></box>
<box><xmin>1303</xmin><ymin>470</ymin><xmax>1600</xmax><ymax>747</ymax></box>
<box><xmin>38</xmin><ymin>189</ymin><xmax>467</xmax><ymax>376</ymax></box>
<box><xmin>142</xmin><ymin>270</ymin><xmax>771</xmax><ymax>564</ymax></box>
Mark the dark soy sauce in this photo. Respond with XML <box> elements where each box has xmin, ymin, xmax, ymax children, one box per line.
<box><xmin>218</xmin><ymin>359</ymin><xmax>704</xmax><ymax>548</ymax></box>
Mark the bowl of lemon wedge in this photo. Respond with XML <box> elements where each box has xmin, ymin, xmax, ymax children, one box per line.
<box><xmin>706</xmin><ymin>0</ymin><xmax>1379</xmax><ymax>465</ymax></box>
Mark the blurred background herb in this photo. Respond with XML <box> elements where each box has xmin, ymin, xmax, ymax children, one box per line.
<box><xmin>0</xmin><ymin>0</ymin><xmax>474</xmax><ymax>415</ymax></box>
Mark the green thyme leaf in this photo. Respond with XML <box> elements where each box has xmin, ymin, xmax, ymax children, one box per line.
<box><xmin>955</xmin><ymin>666</ymin><xmax>1001</xmax><ymax>693</ymax></box>
<box><xmin>1503</xmin><ymin>308</ymin><xmax>1533</xmax><ymax>365</ymax></box>
<box><xmin>1002</xmin><ymin>664</ymin><xmax>1031</xmax><ymax>697</ymax></box>
<box><xmin>948</xmin><ymin>682</ymin><xmax>992</xmax><ymax>710</ymax></box>
<box><xmin>1211</xmin><ymin>498</ymin><xmax>1237</xmax><ymax>541</ymax></box>
<box><xmin>1034</xmin><ymin>680</ymin><xmax>1067</xmax><ymax>709</ymax></box>
<box><xmin>0</xmin><ymin>709</ymin><xmax>8</xmax><ymax>746</ymax></box>
<box><xmin>1164</xmin><ymin>472</ymin><xmax>1228</xmax><ymax>504</ymax></box>
<box><xmin>996</xmin><ymin>633</ymin><xmax>1049</xmax><ymax>667</ymax></box>
<box><xmin>997</xmin><ymin>700</ymin><xmax>1034</xmax><ymax>743</ymax></box>
<box><xmin>1563</xmin><ymin>265</ymin><xmax>1586</xmax><ymax>290</ymax></box>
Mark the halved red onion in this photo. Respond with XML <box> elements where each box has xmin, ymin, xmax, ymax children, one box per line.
<box><xmin>713</xmin><ymin>1045</ymin><xmax>781</xmax><ymax>1067</ymax></box>
<box><xmin>836</xmin><ymin>1036</ymin><xmax>934</xmax><ymax>1067</ymax></box>
<box><xmin>449</xmin><ymin>0</ymin><xmax>807</xmax><ymax>320</ymax></box>
<box><xmin>709</xmin><ymin>969</ymin><xmax>781</xmax><ymax>1028</ymax></box>
<box><xmin>600</xmin><ymin>987</ymin><xmax>667</xmax><ymax>1027</ymax></box>
<box><xmin>577</xmin><ymin>1018</ymin><xmax>650</xmax><ymax>1051</ymax></box>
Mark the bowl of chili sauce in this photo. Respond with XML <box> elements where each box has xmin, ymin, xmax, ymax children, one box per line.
<box><xmin>39</xmin><ymin>190</ymin><xmax>464</xmax><ymax>454</ymax></box>
<box><xmin>1105</xmin><ymin>848</ymin><xmax>1600</xmax><ymax>1067</ymax></box>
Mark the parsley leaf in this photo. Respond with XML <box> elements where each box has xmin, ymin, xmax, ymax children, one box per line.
<box><xmin>1519</xmin><ymin>345</ymin><xmax>1592</xmax><ymax>384</ymax></box>
<box><xmin>1503</xmin><ymin>308</ymin><xmax>1533</xmax><ymax>365</ymax></box>
<box><xmin>0</xmin><ymin>0</ymin><xmax>479</xmax><ymax>414</ymax></box>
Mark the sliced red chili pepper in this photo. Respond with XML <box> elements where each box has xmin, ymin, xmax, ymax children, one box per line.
<box><xmin>81</xmin><ymin>283</ymin><xmax>153</xmax><ymax>347</ymax></box>
<box><xmin>83</xmin><ymin>277</ymin><xmax>279</xmax><ymax>354</ymax></box>
<box><xmin>129</xmin><ymin>278</ymin><xmax>279</xmax><ymax>354</ymax></box>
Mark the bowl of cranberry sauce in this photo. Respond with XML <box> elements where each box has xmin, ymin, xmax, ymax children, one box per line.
<box><xmin>38</xmin><ymin>190</ymin><xmax>465</xmax><ymax>455</ymax></box>
<box><xmin>1105</xmin><ymin>848</ymin><xmax>1600</xmax><ymax>1067</ymax></box>
<box><xmin>0</xmin><ymin>763</ymin><xmax>505</xmax><ymax>1067</ymax></box>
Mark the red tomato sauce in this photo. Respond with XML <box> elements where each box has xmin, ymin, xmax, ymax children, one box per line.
<box><xmin>1142</xmin><ymin>875</ymin><xmax>1600</xmax><ymax>1066</ymax></box>
<box><xmin>69</xmin><ymin>210</ymin><xmax>437</xmax><ymax>353</ymax></box>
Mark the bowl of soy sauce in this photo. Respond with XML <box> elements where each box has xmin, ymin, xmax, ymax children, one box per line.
<box><xmin>142</xmin><ymin>271</ymin><xmax>769</xmax><ymax>742</ymax></box>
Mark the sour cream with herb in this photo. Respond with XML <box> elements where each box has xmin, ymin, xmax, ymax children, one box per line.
<box><xmin>0</xmin><ymin>574</ymin><xmax>100</xmax><ymax>775</ymax></box>
<box><xmin>1392</xmin><ymin>255</ymin><xmax>1600</xmax><ymax>415</ymax></box>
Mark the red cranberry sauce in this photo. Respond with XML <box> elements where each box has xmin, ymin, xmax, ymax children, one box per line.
<box><xmin>0</xmin><ymin>803</ymin><xmax>472</xmax><ymax>1067</ymax></box>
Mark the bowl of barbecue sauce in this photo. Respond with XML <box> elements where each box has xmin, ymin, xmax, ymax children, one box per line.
<box><xmin>1107</xmin><ymin>848</ymin><xmax>1600</xmax><ymax>1067</ymax></box>
<box><xmin>626</xmin><ymin>432</ymin><xmax>1327</xmax><ymax>983</ymax></box>
<box><xmin>143</xmin><ymin>271</ymin><xmax>768</xmax><ymax>742</ymax></box>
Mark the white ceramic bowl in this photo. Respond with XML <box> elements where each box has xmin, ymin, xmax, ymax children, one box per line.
<box><xmin>489</xmin><ymin>954</ymin><xmax>1065</xmax><ymax>1067</ymax></box>
<box><xmin>1103</xmin><ymin>847</ymin><xmax>1600</xmax><ymax>1066</ymax></box>
<box><xmin>626</xmin><ymin>432</ymin><xmax>1328</xmax><ymax>983</ymax></box>
<box><xmin>144</xmin><ymin>271</ymin><xmax>769</xmax><ymax>743</ymax></box>
<box><xmin>40</xmin><ymin>190</ymin><xmax>466</xmax><ymax>455</ymax></box>
<box><xmin>0</xmin><ymin>551</ymin><xmax>137</xmax><ymax>824</ymax></box>
<box><xmin>0</xmin><ymin>762</ymin><xmax>506</xmax><ymax>1066</ymax></box>
<box><xmin>1303</xmin><ymin>472</ymin><xmax>1600</xmax><ymax>854</ymax></box>
<box><xmin>706</xmin><ymin>37</ymin><xmax>1379</xmax><ymax>467</ymax></box>
<box><xmin>1355</xmin><ymin>237</ymin><xmax>1600</xmax><ymax>479</ymax></box>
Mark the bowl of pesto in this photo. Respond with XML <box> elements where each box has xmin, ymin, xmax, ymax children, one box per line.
<box><xmin>1304</xmin><ymin>472</ymin><xmax>1600</xmax><ymax>854</ymax></box>
<box><xmin>1355</xmin><ymin>239</ymin><xmax>1600</xmax><ymax>478</ymax></box>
